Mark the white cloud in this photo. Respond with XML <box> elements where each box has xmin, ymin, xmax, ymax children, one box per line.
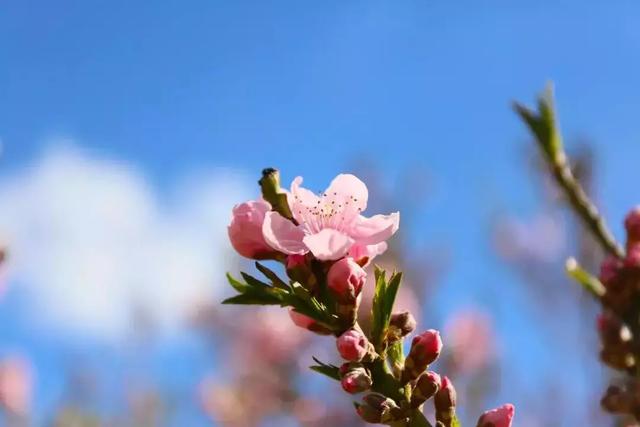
<box><xmin>0</xmin><ymin>144</ymin><xmax>251</xmax><ymax>341</ymax></box>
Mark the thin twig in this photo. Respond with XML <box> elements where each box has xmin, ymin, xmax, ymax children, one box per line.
<box><xmin>513</xmin><ymin>85</ymin><xmax>624</xmax><ymax>259</ymax></box>
<box><xmin>548</xmin><ymin>152</ymin><xmax>624</xmax><ymax>258</ymax></box>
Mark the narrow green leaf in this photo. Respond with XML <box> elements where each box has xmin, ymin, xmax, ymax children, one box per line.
<box><xmin>513</xmin><ymin>83</ymin><xmax>564</xmax><ymax>164</ymax></box>
<box><xmin>565</xmin><ymin>257</ymin><xmax>605</xmax><ymax>298</ymax></box>
<box><xmin>309</xmin><ymin>357</ymin><xmax>340</xmax><ymax>381</ymax></box>
<box><xmin>370</xmin><ymin>268</ymin><xmax>388</xmax><ymax>349</ymax></box>
<box><xmin>221</xmin><ymin>293</ymin><xmax>282</xmax><ymax>305</ymax></box>
<box><xmin>226</xmin><ymin>273</ymin><xmax>249</xmax><ymax>293</ymax></box>
<box><xmin>240</xmin><ymin>272</ymin><xmax>271</xmax><ymax>289</ymax></box>
<box><xmin>384</xmin><ymin>272</ymin><xmax>403</xmax><ymax>322</ymax></box>
<box><xmin>255</xmin><ymin>262</ymin><xmax>289</xmax><ymax>289</ymax></box>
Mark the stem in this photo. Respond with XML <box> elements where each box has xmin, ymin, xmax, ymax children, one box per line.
<box><xmin>547</xmin><ymin>152</ymin><xmax>624</xmax><ymax>259</ymax></box>
<box><xmin>407</xmin><ymin>410</ymin><xmax>433</xmax><ymax>427</ymax></box>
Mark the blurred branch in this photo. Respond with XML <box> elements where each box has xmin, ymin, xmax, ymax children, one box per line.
<box><xmin>513</xmin><ymin>84</ymin><xmax>624</xmax><ymax>259</ymax></box>
<box><xmin>565</xmin><ymin>257</ymin><xmax>605</xmax><ymax>299</ymax></box>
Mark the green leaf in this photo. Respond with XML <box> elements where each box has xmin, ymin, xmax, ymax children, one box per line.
<box><xmin>226</xmin><ymin>273</ymin><xmax>250</xmax><ymax>293</ymax></box>
<box><xmin>370</xmin><ymin>267</ymin><xmax>388</xmax><ymax>350</ymax></box>
<box><xmin>221</xmin><ymin>293</ymin><xmax>282</xmax><ymax>305</ymax></box>
<box><xmin>309</xmin><ymin>357</ymin><xmax>340</xmax><ymax>381</ymax></box>
<box><xmin>255</xmin><ymin>262</ymin><xmax>289</xmax><ymax>289</ymax></box>
<box><xmin>513</xmin><ymin>83</ymin><xmax>564</xmax><ymax>163</ymax></box>
<box><xmin>240</xmin><ymin>272</ymin><xmax>271</xmax><ymax>289</ymax></box>
<box><xmin>450</xmin><ymin>415</ymin><xmax>461</xmax><ymax>427</ymax></box>
<box><xmin>384</xmin><ymin>272</ymin><xmax>402</xmax><ymax>322</ymax></box>
<box><xmin>371</xmin><ymin>269</ymin><xmax>404</xmax><ymax>351</ymax></box>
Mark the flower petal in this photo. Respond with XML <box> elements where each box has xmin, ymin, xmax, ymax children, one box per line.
<box><xmin>324</xmin><ymin>174</ymin><xmax>368</xmax><ymax>212</ymax></box>
<box><xmin>289</xmin><ymin>176</ymin><xmax>322</xmax><ymax>226</ymax></box>
<box><xmin>303</xmin><ymin>229</ymin><xmax>354</xmax><ymax>261</ymax></box>
<box><xmin>351</xmin><ymin>212</ymin><xmax>400</xmax><ymax>245</ymax></box>
<box><xmin>262</xmin><ymin>211</ymin><xmax>308</xmax><ymax>255</ymax></box>
<box><xmin>348</xmin><ymin>242</ymin><xmax>388</xmax><ymax>265</ymax></box>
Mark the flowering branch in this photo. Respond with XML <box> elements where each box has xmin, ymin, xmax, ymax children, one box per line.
<box><xmin>513</xmin><ymin>84</ymin><xmax>624</xmax><ymax>259</ymax></box>
<box><xmin>223</xmin><ymin>168</ymin><xmax>515</xmax><ymax>426</ymax></box>
<box><xmin>516</xmin><ymin>85</ymin><xmax>640</xmax><ymax>422</ymax></box>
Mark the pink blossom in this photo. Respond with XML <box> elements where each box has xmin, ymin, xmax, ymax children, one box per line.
<box><xmin>328</xmin><ymin>257</ymin><xmax>367</xmax><ymax>303</ymax></box>
<box><xmin>228</xmin><ymin>199</ymin><xmax>276</xmax><ymax>259</ymax></box>
<box><xmin>0</xmin><ymin>356</ymin><xmax>32</xmax><ymax>416</ymax></box>
<box><xmin>337</xmin><ymin>329</ymin><xmax>369</xmax><ymax>361</ymax></box>
<box><xmin>445</xmin><ymin>309</ymin><xmax>496</xmax><ymax>373</ymax></box>
<box><xmin>262</xmin><ymin>174</ymin><xmax>399</xmax><ymax>261</ymax></box>
<box><xmin>477</xmin><ymin>403</ymin><xmax>515</xmax><ymax>427</ymax></box>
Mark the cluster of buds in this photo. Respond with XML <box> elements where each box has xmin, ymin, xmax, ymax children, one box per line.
<box><xmin>225</xmin><ymin>169</ymin><xmax>515</xmax><ymax>426</ymax></box>
<box><xmin>594</xmin><ymin>207</ymin><xmax>640</xmax><ymax>418</ymax></box>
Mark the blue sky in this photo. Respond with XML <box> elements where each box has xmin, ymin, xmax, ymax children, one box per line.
<box><xmin>2</xmin><ymin>1</ymin><xmax>640</xmax><ymax>425</ymax></box>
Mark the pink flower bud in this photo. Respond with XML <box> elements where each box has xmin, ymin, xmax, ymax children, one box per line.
<box><xmin>288</xmin><ymin>310</ymin><xmax>331</xmax><ymax>335</ymax></box>
<box><xmin>402</xmin><ymin>329</ymin><xmax>443</xmax><ymax>382</ymax></box>
<box><xmin>434</xmin><ymin>376</ymin><xmax>457</xmax><ymax>425</ymax></box>
<box><xmin>477</xmin><ymin>403</ymin><xmax>515</xmax><ymax>427</ymax></box>
<box><xmin>286</xmin><ymin>254</ymin><xmax>317</xmax><ymax>289</ymax></box>
<box><xmin>601</xmin><ymin>385</ymin><xmax>634</xmax><ymax>414</ymax></box>
<box><xmin>625</xmin><ymin>206</ymin><xmax>640</xmax><ymax>244</ymax></box>
<box><xmin>388</xmin><ymin>311</ymin><xmax>417</xmax><ymax>341</ymax></box>
<box><xmin>600</xmin><ymin>255</ymin><xmax>622</xmax><ymax>286</ymax></box>
<box><xmin>327</xmin><ymin>257</ymin><xmax>367</xmax><ymax>304</ymax></box>
<box><xmin>356</xmin><ymin>393</ymin><xmax>399</xmax><ymax>423</ymax></box>
<box><xmin>340</xmin><ymin>365</ymin><xmax>372</xmax><ymax>394</ymax></box>
<box><xmin>228</xmin><ymin>200</ymin><xmax>276</xmax><ymax>259</ymax></box>
<box><xmin>337</xmin><ymin>329</ymin><xmax>370</xmax><ymax>361</ymax></box>
<box><xmin>626</xmin><ymin>243</ymin><xmax>640</xmax><ymax>268</ymax></box>
<box><xmin>411</xmin><ymin>330</ymin><xmax>443</xmax><ymax>363</ymax></box>
<box><xmin>411</xmin><ymin>371</ymin><xmax>441</xmax><ymax>407</ymax></box>
<box><xmin>597</xmin><ymin>312</ymin><xmax>632</xmax><ymax>346</ymax></box>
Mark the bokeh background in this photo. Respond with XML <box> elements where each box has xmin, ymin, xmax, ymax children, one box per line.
<box><xmin>2</xmin><ymin>1</ymin><xmax>640</xmax><ymax>426</ymax></box>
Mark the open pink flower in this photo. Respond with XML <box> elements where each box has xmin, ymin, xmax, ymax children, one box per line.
<box><xmin>262</xmin><ymin>174</ymin><xmax>399</xmax><ymax>261</ymax></box>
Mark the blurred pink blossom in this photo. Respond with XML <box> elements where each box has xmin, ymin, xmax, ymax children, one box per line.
<box><xmin>235</xmin><ymin>308</ymin><xmax>309</xmax><ymax>365</ymax></box>
<box><xmin>0</xmin><ymin>356</ymin><xmax>33</xmax><ymax>416</ymax></box>
<box><xmin>494</xmin><ymin>214</ymin><xmax>565</xmax><ymax>262</ymax></box>
<box><xmin>444</xmin><ymin>309</ymin><xmax>496</xmax><ymax>373</ymax></box>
